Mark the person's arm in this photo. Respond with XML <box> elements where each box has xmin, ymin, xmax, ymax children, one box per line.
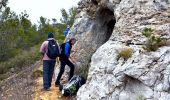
<box><xmin>69</xmin><ymin>46</ymin><xmax>77</xmax><ymax>64</ymax></box>
<box><xmin>39</xmin><ymin>41</ymin><xmax>46</xmax><ymax>60</ymax></box>
<box><xmin>64</xmin><ymin>43</ymin><xmax>70</xmax><ymax>57</ymax></box>
<box><xmin>57</xmin><ymin>42</ymin><xmax>61</xmax><ymax>54</ymax></box>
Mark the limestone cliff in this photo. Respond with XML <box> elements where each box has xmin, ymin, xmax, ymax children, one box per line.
<box><xmin>68</xmin><ymin>0</ymin><xmax>170</xmax><ymax>100</ymax></box>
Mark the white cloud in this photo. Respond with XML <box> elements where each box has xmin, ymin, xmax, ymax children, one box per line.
<box><xmin>8</xmin><ymin>0</ymin><xmax>80</xmax><ymax>24</ymax></box>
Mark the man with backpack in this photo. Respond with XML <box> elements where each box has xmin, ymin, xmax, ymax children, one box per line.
<box><xmin>40</xmin><ymin>32</ymin><xmax>60</xmax><ymax>91</ymax></box>
<box><xmin>55</xmin><ymin>38</ymin><xmax>77</xmax><ymax>86</ymax></box>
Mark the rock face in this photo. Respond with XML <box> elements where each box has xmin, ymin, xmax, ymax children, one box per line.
<box><xmin>69</xmin><ymin>0</ymin><xmax>170</xmax><ymax>100</ymax></box>
<box><xmin>68</xmin><ymin>0</ymin><xmax>116</xmax><ymax>72</ymax></box>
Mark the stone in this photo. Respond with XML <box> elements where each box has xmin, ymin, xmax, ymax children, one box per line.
<box><xmin>66</xmin><ymin>0</ymin><xmax>170</xmax><ymax>100</ymax></box>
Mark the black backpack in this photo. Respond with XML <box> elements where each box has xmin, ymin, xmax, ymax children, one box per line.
<box><xmin>46</xmin><ymin>40</ymin><xmax>60</xmax><ymax>59</ymax></box>
<box><xmin>61</xmin><ymin>75</ymin><xmax>86</xmax><ymax>96</ymax></box>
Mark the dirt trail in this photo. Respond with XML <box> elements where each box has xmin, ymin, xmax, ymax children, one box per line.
<box><xmin>0</xmin><ymin>61</ymin><xmax>72</xmax><ymax>100</ymax></box>
<box><xmin>33</xmin><ymin>66</ymin><xmax>71</xmax><ymax>100</ymax></box>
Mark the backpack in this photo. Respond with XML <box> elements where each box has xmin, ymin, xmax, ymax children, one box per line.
<box><xmin>61</xmin><ymin>75</ymin><xmax>86</xmax><ymax>96</ymax></box>
<box><xmin>60</xmin><ymin>43</ymin><xmax>65</xmax><ymax>52</ymax></box>
<box><xmin>59</xmin><ymin>42</ymin><xmax>71</xmax><ymax>58</ymax></box>
<box><xmin>46</xmin><ymin>40</ymin><xmax>60</xmax><ymax>59</ymax></box>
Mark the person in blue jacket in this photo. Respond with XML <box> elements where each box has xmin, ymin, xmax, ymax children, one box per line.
<box><xmin>64</xmin><ymin>25</ymin><xmax>70</xmax><ymax>37</ymax></box>
<box><xmin>55</xmin><ymin>38</ymin><xmax>77</xmax><ymax>86</ymax></box>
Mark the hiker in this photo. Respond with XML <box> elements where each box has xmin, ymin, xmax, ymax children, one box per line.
<box><xmin>40</xmin><ymin>32</ymin><xmax>60</xmax><ymax>91</ymax></box>
<box><xmin>55</xmin><ymin>38</ymin><xmax>77</xmax><ymax>86</ymax></box>
<box><xmin>64</xmin><ymin>25</ymin><xmax>70</xmax><ymax>37</ymax></box>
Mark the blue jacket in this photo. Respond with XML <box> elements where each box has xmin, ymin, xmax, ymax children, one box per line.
<box><xmin>60</xmin><ymin>42</ymin><xmax>72</xmax><ymax>59</ymax></box>
<box><xmin>64</xmin><ymin>28</ymin><xmax>70</xmax><ymax>37</ymax></box>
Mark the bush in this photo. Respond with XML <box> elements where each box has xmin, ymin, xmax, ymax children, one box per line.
<box><xmin>142</xmin><ymin>28</ymin><xmax>153</xmax><ymax>37</ymax></box>
<box><xmin>142</xmin><ymin>27</ymin><xmax>167</xmax><ymax>51</ymax></box>
<box><xmin>118</xmin><ymin>47</ymin><xmax>133</xmax><ymax>59</ymax></box>
<box><xmin>0</xmin><ymin>46</ymin><xmax>40</xmax><ymax>75</ymax></box>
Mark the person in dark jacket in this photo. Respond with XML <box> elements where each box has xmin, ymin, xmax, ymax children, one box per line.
<box><xmin>40</xmin><ymin>32</ymin><xmax>60</xmax><ymax>91</ymax></box>
<box><xmin>55</xmin><ymin>38</ymin><xmax>77</xmax><ymax>86</ymax></box>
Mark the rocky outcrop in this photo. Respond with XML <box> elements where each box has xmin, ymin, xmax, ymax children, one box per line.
<box><xmin>68</xmin><ymin>0</ymin><xmax>116</xmax><ymax>72</ymax></box>
<box><xmin>68</xmin><ymin>0</ymin><xmax>170</xmax><ymax>100</ymax></box>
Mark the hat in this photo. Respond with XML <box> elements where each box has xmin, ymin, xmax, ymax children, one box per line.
<box><xmin>48</xmin><ymin>32</ymin><xmax>54</xmax><ymax>38</ymax></box>
<box><xmin>69</xmin><ymin>37</ymin><xmax>77</xmax><ymax>42</ymax></box>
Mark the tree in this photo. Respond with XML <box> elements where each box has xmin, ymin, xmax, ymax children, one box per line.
<box><xmin>19</xmin><ymin>11</ymin><xmax>31</xmax><ymax>29</ymax></box>
<box><xmin>0</xmin><ymin>0</ymin><xmax>8</xmax><ymax>9</ymax></box>
<box><xmin>60</xmin><ymin>7</ymin><xmax>77</xmax><ymax>27</ymax></box>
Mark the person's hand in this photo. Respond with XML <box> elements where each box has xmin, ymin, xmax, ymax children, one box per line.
<box><xmin>72</xmin><ymin>60</ymin><xmax>76</xmax><ymax>64</ymax></box>
<box><xmin>70</xmin><ymin>57</ymin><xmax>76</xmax><ymax>64</ymax></box>
<box><xmin>72</xmin><ymin>48</ymin><xmax>77</xmax><ymax>52</ymax></box>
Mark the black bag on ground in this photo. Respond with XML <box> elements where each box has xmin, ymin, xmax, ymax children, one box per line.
<box><xmin>61</xmin><ymin>75</ymin><xmax>86</xmax><ymax>96</ymax></box>
<box><xmin>46</xmin><ymin>40</ymin><xmax>60</xmax><ymax>59</ymax></box>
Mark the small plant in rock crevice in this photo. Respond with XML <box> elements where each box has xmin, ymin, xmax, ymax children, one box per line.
<box><xmin>136</xmin><ymin>95</ymin><xmax>146</xmax><ymax>100</ymax></box>
<box><xmin>118</xmin><ymin>46</ymin><xmax>133</xmax><ymax>60</ymax></box>
<box><xmin>142</xmin><ymin>27</ymin><xmax>167</xmax><ymax>51</ymax></box>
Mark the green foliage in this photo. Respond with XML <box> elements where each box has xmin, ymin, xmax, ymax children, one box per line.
<box><xmin>118</xmin><ymin>47</ymin><xmax>133</xmax><ymax>59</ymax></box>
<box><xmin>19</xmin><ymin>11</ymin><xmax>31</xmax><ymax>29</ymax></box>
<box><xmin>142</xmin><ymin>28</ymin><xmax>153</xmax><ymax>37</ymax></box>
<box><xmin>60</xmin><ymin>7</ymin><xmax>77</xmax><ymax>26</ymax></box>
<box><xmin>0</xmin><ymin>46</ymin><xmax>40</xmax><ymax>75</ymax></box>
<box><xmin>142</xmin><ymin>27</ymin><xmax>167</xmax><ymax>51</ymax></box>
<box><xmin>0</xmin><ymin>4</ymin><xmax>77</xmax><ymax>81</ymax></box>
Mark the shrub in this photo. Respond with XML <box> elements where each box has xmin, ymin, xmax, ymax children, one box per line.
<box><xmin>142</xmin><ymin>27</ymin><xmax>167</xmax><ymax>51</ymax></box>
<box><xmin>0</xmin><ymin>46</ymin><xmax>40</xmax><ymax>75</ymax></box>
<box><xmin>142</xmin><ymin>27</ymin><xmax>153</xmax><ymax>37</ymax></box>
<box><xmin>118</xmin><ymin>47</ymin><xmax>133</xmax><ymax>59</ymax></box>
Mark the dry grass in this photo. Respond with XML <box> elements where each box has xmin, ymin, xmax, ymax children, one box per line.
<box><xmin>32</xmin><ymin>69</ymin><xmax>43</xmax><ymax>78</ymax></box>
<box><xmin>118</xmin><ymin>47</ymin><xmax>133</xmax><ymax>59</ymax></box>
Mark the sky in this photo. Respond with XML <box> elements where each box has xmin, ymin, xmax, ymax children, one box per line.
<box><xmin>8</xmin><ymin>0</ymin><xmax>80</xmax><ymax>24</ymax></box>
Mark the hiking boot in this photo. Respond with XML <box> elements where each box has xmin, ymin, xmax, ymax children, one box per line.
<box><xmin>41</xmin><ymin>87</ymin><xmax>50</xmax><ymax>91</ymax></box>
<box><xmin>55</xmin><ymin>82</ymin><xmax>60</xmax><ymax>87</ymax></box>
<box><xmin>59</xmin><ymin>84</ymin><xmax>63</xmax><ymax>91</ymax></box>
